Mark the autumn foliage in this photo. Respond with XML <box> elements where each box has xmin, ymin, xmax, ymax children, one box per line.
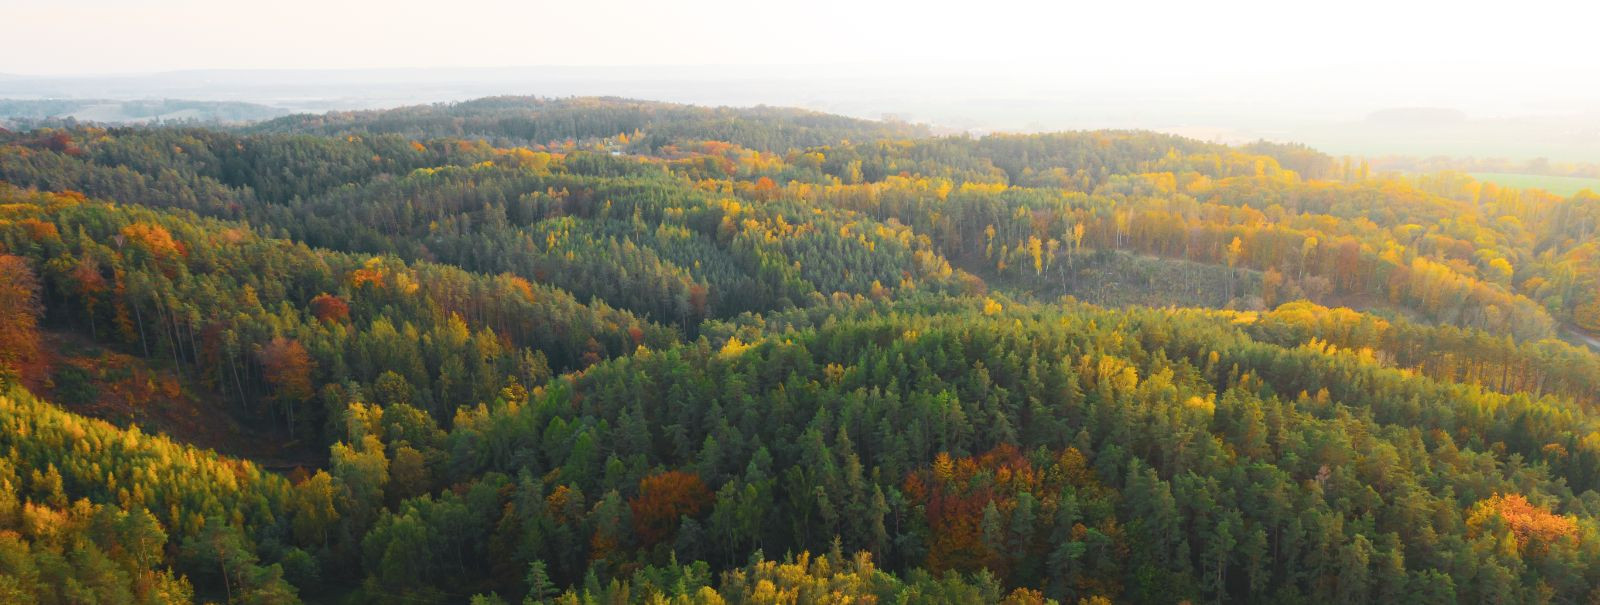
<box><xmin>258</xmin><ymin>337</ymin><xmax>315</xmax><ymax>402</ymax></box>
<box><xmin>904</xmin><ymin>445</ymin><xmax>1101</xmax><ymax>578</ymax></box>
<box><xmin>120</xmin><ymin>222</ymin><xmax>184</xmax><ymax>259</ymax></box>
<box><xmin>310</xmin><ymin>293</ymin><xmax>351</xmax><ymax>324</ymax></box>
<box><xmin>30</xmin><ymin>131</ymin><xmax>85</xmax><ymax>156</ymax></box>
<box><xmin>3</xmin><ymin>104</ymin><xmax>1600</xmax><ymax>603</ymax></box>
<box><xmin>16</xmin><ymin>218</ymin><xmax>59</xmax><ymax>242</ymax></box>
<box><xmin>0</xmin><ymin>255</ymin><xmax>43</xmax><ymax>380</ymax></box>
<box><xmin>629</xmin><ymin>470</ymin><xmax>712</xmax><ymax>547</ymax></box>
<box><xmin>1468</xmin><ymin>493</ymin><xmax>1579</xmax><ymax>555</ymax></box>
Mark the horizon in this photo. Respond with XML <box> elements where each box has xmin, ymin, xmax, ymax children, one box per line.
<box><xmin>10</xmin><ymin>0</ymin><xmax>1600</xmax><ymax>110</ymax></box>
<box><xmin>5</xmin><ymin>64</ymin><xmax>1600</xmax><ymax>163</ymax></box>
<box><xmin>4</xmin><ymin>1</ymin><xmax>1599</xmax><ymax>161</ymax></box>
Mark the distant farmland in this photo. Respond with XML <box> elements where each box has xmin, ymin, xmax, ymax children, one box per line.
<box><xmin>1470</xmin><ymin>172</ymin><xmax>1600</xmax><ymax>196</ymax></box>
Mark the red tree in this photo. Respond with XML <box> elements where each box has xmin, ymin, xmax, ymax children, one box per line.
<box><xmin>310</xmin><ymin>293</ymin><xmax>350</xmax><ymax>324</ymax></box>
<box><xmin>0</xmin><ymin>255</ymin><xmax>42</xmax><ymax>381</ymax></box>
<box><xmin>629</xmin><ymin>470</ymin><xmax>712</xmax><ymax>547</ymax></box>
<box><xmin>259</xmin><ymin>336</ymin><xmax>315</xmax><ymax>436</ymax></box>
<box><xmin>259</xmin><ymin>337</ymin><xmax>315</xmax><ymax>402</ymax></box>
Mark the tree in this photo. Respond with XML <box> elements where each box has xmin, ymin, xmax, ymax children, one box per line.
<box><xmin>1261</xmin><ymin>267</ymin><xmax>1283</xmax><ymax>308</ymax></box>
<box><xmin>524</xmin><ymin>560</ymin><xmax>556</xmax><ymax>605</ymax></box>
<box><xmin>629</xmin><ymin>470</ymin><xmax>712</xmax><ymax>548</ymax></box>
<box><xmin>1336</xmin><ymin>533</ymin><xmax>1373</xmax><ymax>604</ymax></box>
<box><xmin>181</xmin><ymin>517</ymin><xmax>299</xmax><ymax>604</ymax></box>
<box><xmin>1575</xmin><ymin>289</ymin><xmax>1600</xmax><ymax>334</ymax></box>
<box><xmin>1204</xmin><ymin>511</ymin><xmax>1239</xmax><ymax>603</ymax></box>
<box><xmin>67</xmin><ymin>254</ymin><xmax>109</xmax><ymax>338</ymax></box>
<box><xmin>1070</xmin><ymin>222</ymin><xmax>1086</xmax><ymax>268</ymax></box>
<box><xmin>387</xmin><ymin>445</ymin><xmax>430</xmax><ymax>504</ymax></box>
<box><xmin>119</xmin><ymin>507</ymin><xmax>169</xmax><ymax>581</ymax></box>
<box><xmin>1299</xmin><ymin>237</ymin><xmax>1318</xmax><ymax>280</ymax></box>
<box><xmin>1225</xmin><ymin>236</ymin><xmax>1244</xmax><ymax>301</ymax></box>
<box><xmin>290</xmin><ymin>471</ymin><xmax>340</xmax><ymax>546</ymax></box>
<box><xmin>589</xmin><ymin>490</ymin><xmax>631</xmax><ymax>563</ymax></box>
<box><xmin>259</xmin><ymin>336</ymin><xmax>316</xmax><ymax>436</ymax></box>
<box><xmin>1466</xmin><ymin>493</ymin><xmax>1578</xmax><ymax>555</ymax></box>
<box><xmin>310</xmin><ymin>293</ymin><xmax>350</xmax><ymax>324</ymax></box>
<box><xmin>0</xmin><ymin>255</ymin><xmax>42</xmax><ymax>385</ymax></box>
<box><xmin>331</xmin><ymin>435</ymin><xmax>389</xmax><ymax>529</ymax></box>
<box><xmin>120</xmin><ymin>222</ymin><xmax>183</xmax><ymax>262</ymax></box>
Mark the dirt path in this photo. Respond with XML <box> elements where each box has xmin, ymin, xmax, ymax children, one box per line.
<box><xmin>1565</xmin><ymin>325</ymin><xmax>1600</xmax><ymax>352</ymax></box>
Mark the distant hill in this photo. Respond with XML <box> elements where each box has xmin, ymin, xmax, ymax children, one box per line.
<box><xmin>0</xmin><ymin>98</ymin><xmax>289</xmax><ymax>124</ymax></box>
<box><xmin>251</xmin><ymin>95</ymin><xmax>930</xmax><ymax>151</ymax></box>
<box><xmin>1284</xmin><ymin>111</ymin><xmax>1600</xmax><ymax>162</ymax></box>
<box><xmin>1364</xmin><ymin>106</ymin><xmax>1469</xmax><ymax>126</ymax></box>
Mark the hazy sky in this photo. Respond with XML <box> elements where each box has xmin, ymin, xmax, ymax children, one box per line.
<box><xmin>6</xmin><ymin>0</ymin><xmax>1595</xmax><ymax>78</ymax></box>
<box><xmin>6</xmin><ymin>0</ymin><xmax>1600</xmax><ymax>124</ymax></box>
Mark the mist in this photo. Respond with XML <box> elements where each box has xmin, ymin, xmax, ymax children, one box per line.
<box><xmin>5</xmin><ymin>0</ymin><xmax>1600</xmax><ymax>161</ymax></box>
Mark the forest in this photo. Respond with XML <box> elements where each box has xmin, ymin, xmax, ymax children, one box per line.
<box><xmin>0</xmin><ymin>96</ymin><xmax>1598</xmax><ymax>604</ymax></box>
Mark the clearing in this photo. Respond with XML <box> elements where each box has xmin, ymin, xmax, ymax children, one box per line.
<box><xmin>23</xmin><ymin>331</ymin><xmax>324</xmax><ymax>472</ymax></box>
<box><xmin>1470</xmin><ymin>172</ymin><xmax>1600</xmax><ymax>196</ymax></box>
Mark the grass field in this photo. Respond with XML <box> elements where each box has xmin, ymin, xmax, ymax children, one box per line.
<box><xmin>1470</xmin><ymin>172</ymin><xmax>1600</xmax><ymax>196</ymax></box>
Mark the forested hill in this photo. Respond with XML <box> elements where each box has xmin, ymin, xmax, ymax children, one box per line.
<box><xmin>248</xmin><ymin>96</ymin><xmax>932</xmax><ymax>152</ymax></box>
<box><xmin>0</xmin><ymin>97</ymin><xmax>1599</xmax><ymax>604</ymax></box>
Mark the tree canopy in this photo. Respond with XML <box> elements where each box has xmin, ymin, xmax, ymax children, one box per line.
<box><xmin>0</xmin><ymin>97</ymin><xmax>1598</xmax><ymax>603</ymax></box>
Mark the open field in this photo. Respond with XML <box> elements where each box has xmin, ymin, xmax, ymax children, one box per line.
<box><xmin>1470</xmin><ymin>171</ymin><xmax>1600</xmax><ymax>196</ymax></box>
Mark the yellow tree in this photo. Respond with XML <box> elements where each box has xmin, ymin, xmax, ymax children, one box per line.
<box><xmin>290</xmin><ymin>471</ymin><xmax>340</xmax><ymax>546</ymax></box>
<box><xmin>1226</xmin><ymin>237</ymin><xmax>1245</xmax><ymax>301</ymax></box>
<box><xmin>1028</xmin><ymin>236</ymin><xmax>1044</xmax><ymax>275</ymax></box>
<box><xmin>1071</xmin><ymin>223</ymin><xmax>1086</xmax><ymax>255</ymax></box>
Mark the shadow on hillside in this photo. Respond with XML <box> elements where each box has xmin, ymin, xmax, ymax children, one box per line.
<box><xmin>25</xmin><ymin>330</ymin><xmax>326</xmax><ymax>473</ymax></box>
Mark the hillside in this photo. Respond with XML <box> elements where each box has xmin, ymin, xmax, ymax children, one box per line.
<box><xmin>249</xmin><ymin>96</ymin><xmax>931</xmax><ymax>152</ymax></box>
<box><xmin>0</xmin><ymin>98</ymin><xmax>289</xmax><ymax>125</ymax></box>
<box><xmin>0</xmin><ymin>97</ymin><xmax>1599</xmax><ymax>604</ymax></box>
